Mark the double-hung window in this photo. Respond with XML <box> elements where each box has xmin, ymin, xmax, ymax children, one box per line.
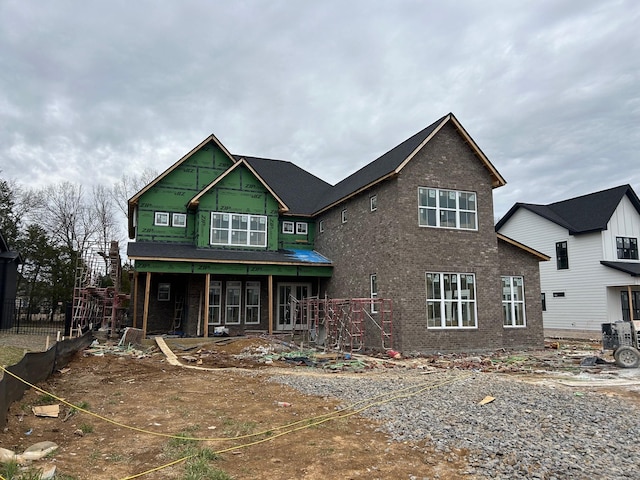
<box><xmin>211</xmin><ymin>213</ymin><xmax>267</xmax><ymax>247</ymax></box>
<box><xmin>426</xmin><ymin>273</ymin><xmax>477</xmax><ymax>328</ymax></box>
<box><xmin>370</xmin><ymin>274</ymin><xmax>378</xmax><ymax>313</ymax></box>
<box><xmin>225</xmin><ymin>281</ymin><xmax>241</xmax><ymax>324</ymax></box>
<box><xmin>208</xmin><ymin>281</ymin><xmax>222</xmax><ymax>325</ymax></box>
<box><xmin>502</xmin><ymin>276</ymin><xmax>526</xmax><ymax>327</ymax></box>
<box><xmin>418</xmin><ymin>188</ymin><xmax>477</xmax><ymax>230</ymax></box>
<box><xmin>245</xmin><ymin>282</ymin><xmax>261</xmax><ymax>324</ymax></box>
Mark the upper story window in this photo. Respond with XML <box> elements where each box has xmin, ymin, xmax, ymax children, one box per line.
<box><xmin>172</xmin><ymin>213</ymin><xmax>187</xmax><ymax>228</ymax></box>
<box><xmin>296</xmin><ymin>222</ymin><xmax>308</xmax><ymax>235</ymax></box>
<box><xmin>154</xmin><ymin>212</ymin><xmax>169</xmax><ymax>226</ymax></box>
<box><xmin>211</xmin><ymin>212</ymin><xmax>267</xmax><ymax>247</ymax></box>
<box><xmin>341</xmin><ymin>209</ymin><xmax>347</xmax><ymax>224</ymax></box>
<box><xmin>370</xmin><ymin>195</ymin><xmax>378</xmax><ymax>212</ymax></box>
<box><xmin>282</xmin><ymin>221</ymin><xmax>294</xmax><ymax>234</ymax></box>
<box><xmin>319</xmin><ymin>220</ymin><xmax>325</xmax><ymax>233</ymax></box>
<box><xmin>418</xmin><ymin>188</ymin><xmax>477</xmax><ymax>230</ymax></box>
<box><xmin>617</xmin><ymin>237</ymin><xmax>639</xmax><ymax>260</ymax></box>
<box><xmin>556</xmin><ymin>241</ymin><xmax>568</xmax><ymax>269</ymax></box>
<box><xmin>426</xmin><ymin>272</ymin><xmax>477</xmax><ymax>328</ymax></box>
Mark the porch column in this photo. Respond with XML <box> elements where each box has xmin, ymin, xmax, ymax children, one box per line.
<box><xmin>268</xmin><ymin>275</ymin><xmax>273</xmax><ymax>335</ymax></box>
<box><xmin>132</xmin><ymin>271</ymin><xmax>139</xmax><ymax>328</ymax></box>
<box><xmin>628</xmin><ymin>285</ymin><xmax>635</xmax><ymax>322</ymax></box>
<box><xmin>142</xmin><ymin>272</ymin><xmax>151</xmax><ymax>337</ymax></box>
<box><xmin>204</xmin><ymin>273</ymin><xmax>210</xmax><ymax>338</ymax></box>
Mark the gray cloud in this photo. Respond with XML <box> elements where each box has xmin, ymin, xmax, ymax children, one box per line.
<box><xmin>1</xmin><ymin>0</ymin><xmax>638</xmax><ymax>221</ymax></box>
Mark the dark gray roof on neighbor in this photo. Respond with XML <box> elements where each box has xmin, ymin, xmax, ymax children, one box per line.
<box><xmin>313</xmin><ymin>115</ymin><xmax>448</xmax><ymax>212</ymax></box>
<box><xmin>239</xmin><ymin>156</ymin><xmax>332</xmax><ymax>215</ymax></box>
<box><xmin>496</xmin><ymin>185</ymin><xmax>640</xmax><ymax>235</ymax></box>
<box><xmin>127</xmin><ymin>242</ymin><xmax>332</xmax><ymax>265</ymax></box>
<box><xmin>601</xmin><ymin>261</ymin><xmax>640</xmax><ymax>276</ymax></box>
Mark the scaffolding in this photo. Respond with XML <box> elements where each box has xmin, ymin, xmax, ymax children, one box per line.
<box><xmin>292</xmin><ymin>296</ymin><xmax>393</xmax><ymax>354</ymax></box>
<box><xmin>71</xmin><ymin>241</ymin><xmax>129</xmax><ymax>336</ymax></box>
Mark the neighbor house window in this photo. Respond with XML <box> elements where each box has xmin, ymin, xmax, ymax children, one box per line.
<box><xmin>370</xmin><ymin>274</ymin><xmax>378</xmax><ymax>313</ymax></box>
<box><xmin>225</xmin><ymin>281</ymin><xmax>241</xmax><ymax>324</ymax></box>
<box><xmin>426</xmin><ymin>273</ymin><xmax>477</xmax><ymax>328</ymax></box>
<box><xmin>617</xmin><ymin>237</ymin><xmax>639</xmax><ymax>260</ymax></box>
<box><xmin>319</xmin><ymin>220</ymin><xmax>325</xmax><ymax>233</ymax></box>
<box><xmin>502</xmin><ymin>276</ymin><xmax>526</xmax><ymax>327</ymax></box>
<box><xmin>341</xmin><ymin>209</ymin><xmax>347</xmax><ymax>223</ymax></box>
<box><xmin>208</xmin><ymin>281</ymin><xmax>222</xmax><ymax>325</ymax></box>
<box><xmin>418</xmin><ymin>188</ymin><xmax>477</xmax><ymax>230</ymax></box>
<box><xmin>556</xmin><ymin>241</ymin><xmax>568</xmax><ymax>269</ymax></box>
<box><xmin>296</xmin><ymin>222</ymin><xmax>308</xmax><ymax>235</ymax></box>
<box><xmin>154</xmin><ymin>212</ymin><xmax>169</xmax><ymax>226</ymax></box>
<box><xmin>370</xmin><ymin>195</ymin><xmax>378</xmax><ymax>212</ymax></box>
<box><xmin>211</xmin><ymin>213</ymin><xmax>267</xmax><ymax>247</ymax></box>
<box><xmin>158</xmin><ymin>283</ymin><xmax>171</xmax><ymax>301</ymax></box>
<box><xmin>172</xmin><ymin>213</ymin><xmax>187</xmax><ymax>227</ymax></box>
<box><xmin>245</xmin><ymin>281</ymin><xmax>261</xmax><ymax>324</ymax></box>
<box><xmin>541</xmin><ymin>293</ymin><xmax>546</xmax><ymax>312</ymax></box>
<box><xmin>282</xmin><ymin>221</ymin><xmax>294</xmax><ymax>234</ymax></box>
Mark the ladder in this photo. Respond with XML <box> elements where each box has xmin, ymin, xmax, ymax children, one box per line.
<box><xmin>172</xmin><ymin>297</ymin><xmax>184</xmax><ymax>332</ymax></box>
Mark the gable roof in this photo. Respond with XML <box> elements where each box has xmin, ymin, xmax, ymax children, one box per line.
<box><xmin>0</xmin><ymin>230</ymin><xmax>21</xmax><ymax>263</ymax></box>
<box><xmin>241</xmin><ymin>156</ymin><xmax>332</xmax><ymax>216</ymax></box>
<box><xmin>496</xmin><ymin>184</ymin><xmax>640</xmax><ymax>235</ymax></box>
<box><xmin>187</xmin><ymin>158</ymin><xmax>290</xmax><ymax>212</ymax></box>
<box><xmin>313</xmin><ymin>113</ymin><xmax>506</xmax><ymax>214</ymax></box>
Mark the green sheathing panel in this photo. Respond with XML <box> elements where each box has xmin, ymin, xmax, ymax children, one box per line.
<box><xmin>278</xmin><ymin>218</ymin><xmax>316</xmax><ymax>250</ymax></box>
<box><xmin>134</xmin><ymin>260</ymin><xmax>333</xmax><ymax>277</ymax></box>
<box><xmin>136</xmin><ymin>143</ymin><xmax>234</xmax><ymax>243</ymax></box>
<box><xmin>195</xmin><ymin>165</ymin><xmax>280</xmax><ymax>249</ymax></box>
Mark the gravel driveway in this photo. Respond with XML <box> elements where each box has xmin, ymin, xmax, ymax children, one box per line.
<box><xmin>271</xmin><ymin>369</ymin><xmax>640</xmax><ymax>479</ymax></box>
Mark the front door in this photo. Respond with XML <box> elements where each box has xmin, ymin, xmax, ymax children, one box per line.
<box><xmin>621</xmin><ymin>290</ymin><xmax>640</xmax><ymax>322</ymax></box>
<box><xmin>276</xmin><ymin>283</ymin><xmax>310</xmax><ymax>331</ymax></box>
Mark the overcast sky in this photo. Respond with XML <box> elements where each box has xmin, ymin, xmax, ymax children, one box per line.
<box><xmin>1</xmin><ymin>0</ymin><xmax>639</xmax><ymax>223</ymax></box>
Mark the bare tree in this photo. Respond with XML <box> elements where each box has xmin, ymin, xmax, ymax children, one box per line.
<box><xmin>111</xmin><ymin>167</ymin><xmax>158</xmax><ymax>219</ymax></box>
<box><xmin>92</xmin><ymin>184</ymin><xmax>121</xmax><ymax>275</ymax></box>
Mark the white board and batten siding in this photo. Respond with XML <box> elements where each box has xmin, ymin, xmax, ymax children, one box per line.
<box><xmin>498</xmin><ymin>206</ymin><xmax>640</xmax><ymax>332</ymax></box>
<box><xmin>602</xmin><ymin>195</ymin><xmax>640</xmax><ymax>263</ymax></box>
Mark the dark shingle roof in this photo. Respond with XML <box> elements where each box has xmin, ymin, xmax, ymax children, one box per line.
<box><xmin>496</xmin><ymin>185</ymin><xmax>640</xmax><ymax>235</ymax></box>
<box><xmin>240</xmin><ymin>156</ymin><xmax>332</xmax><ymax>215</ymax></box>
<box><xmin>313</xmin><ymin>115</ymin><xmax>448</xmax><ymax>212</ymax></box>
<box><xmin>127</xmin><ymin>242</ymin><xmax>332</xmax><ymax>265</ymax></box>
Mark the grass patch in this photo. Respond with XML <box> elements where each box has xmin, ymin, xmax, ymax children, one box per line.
<box><xmin>0</xmin><ymin>461</ymin><xmax>55</xmax><ymax>480</ymax></box>
<box><xmin>0</xmin><ymin>346</ymin><xmax>26</xmax><ymax>368</ymax></box>
<box><xmin>79</xmin><ymin>423</ymin><xmax>94</xmax><ymax>434</ymax></box>
<box><xmin>163</xmin><ymin>430</ymin><xmax>232</xmax><ymax>479</ymax></box>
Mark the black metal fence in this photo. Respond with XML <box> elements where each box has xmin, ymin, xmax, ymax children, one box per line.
<box><xmin>0</xmin><ymin>299</ymin><xmax>71</xmax><ymax>336</ymax></box>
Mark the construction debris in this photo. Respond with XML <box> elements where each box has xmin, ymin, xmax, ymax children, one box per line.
<box><xmin>32</xmin><ymin>405</ymin><xmax>60</xmax><ymax>418</ymax></box>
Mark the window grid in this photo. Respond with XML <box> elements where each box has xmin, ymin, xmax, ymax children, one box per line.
<box><xmin>154</xmin><ymin>212</ymin><xmax>169</xmax><ymax>226</ymax></box>
<box><xmin>617</xmin><ymin>237</ymin><xmax>639</xmax><ymax>260</ymax></box>
<box><xmin>426</xmin><ymin>273</ymin><xmax>477</xmax><ymax>328</ymax></box>
<box><xmin>172</xmin><ymin>213</ymin><xmax>187</xmax><ymax>228</ymax></box>
<box><xmin>296</xmin><ymin>222</ymin><xmax>308</xmax><ymax>235</ymax></box>
<box><xmin>208</xmin><ymin>281</ymin><xmax>222</xmax><ymax>325</ymax></box>
<box><xmin>245</xmin><ymin>281</ymin><xmax>261</xmax><ymax>324</ymax></box>
<box><xmin>211</xmin><ymin>213</ymin><xmax>267</xmax><ymax>247</ymax></box>
<box><xmin>418</xmin><ymin>188</ymin><xmax>477</xmax><ymax>230</ymax></box>
<box><xmin>282</xmin><ymin>221</ymin><xmax>294</xmax><ymax>234</ymax></box>
<box><xmin>225</xmin><ymin>281</ymin><xmax>242</xmax><ymax>324</ymax></box>
<box><xmin>502</xmin><ymin>276</ymin><xmax>526</xmax><ymax>327</ymax></box>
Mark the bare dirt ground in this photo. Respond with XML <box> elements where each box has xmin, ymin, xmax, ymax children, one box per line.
<box><xmin>1</xmin><ymin>336</ymin><xmax>639</xmax><ymax>480</ymax></box>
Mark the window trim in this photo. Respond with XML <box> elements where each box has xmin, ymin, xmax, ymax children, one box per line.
<box><xmin>341</xmin><ymin>209</ymin><xmax>347</xmax><ymax>224</ymax></box>
<box><xmin>211</xmin><ymin>212</ymin><xmax>268</xmax><ymax>247</ymax></box>
<box><xmin>282</xmin><ymin>221</ymin><xmax>294</xmax><ymax>234</ymax></box>
<box><xmin>172</xmin><ymin>213</ymin><xmax>187</xmax><ymax>228</ymax></box>
<box><xmin>296</xmin><ymin>222</ymin><xmax>308</xmax><ymax>235</ymax></box>
<box><xmin>426</xmin><ymin>272</ymin><xmax>477</xmax><ymax>329</ymax></box>
<box><xmin>370</xmin><ymin>195</ymin><xmax>378</xmax><ymax>212</ymax></box>
<box><xmin>418</xmin><ymin>187</ymin><xmax>478</xmax><ymax>230</ymax></box>
<box><xmin>319</xmin><ymin>220</ymin><xmax>324</xmax><ymax>233</ymax></box>
<box><xmin>154</xmin><ymin>212</ymin><xmax>170</xmax><ymax>226</ymax></box>
<box><xmin>502</xmin><ymin>275</ymin><xmax>526</xmax><ymax>328</ymax></box>
<box><xmin>208</xmin><ymin>281</ymin><xmax>222</xmax><ymax>325</ymax></box>
<box><xmin>158</xmin><ymin>283</ymin><xmax>171</xmax><ymax>301</ymax></box>
<box><xmin>370</xmin><ymin>274</ymin><xmax>378</xmax><ymax>313</ymax></box>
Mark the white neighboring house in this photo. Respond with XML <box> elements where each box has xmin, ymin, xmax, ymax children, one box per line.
<box><xmin>496</xmin><ymin>184</ymin><xmax>640</xmax><ymax>336</ymax></box>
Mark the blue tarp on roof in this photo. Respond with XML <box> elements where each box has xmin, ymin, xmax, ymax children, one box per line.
<box><xmin>286</xmin><ymin>249</ymin><xmax>332</xmax><ymax>264</ymax></box>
